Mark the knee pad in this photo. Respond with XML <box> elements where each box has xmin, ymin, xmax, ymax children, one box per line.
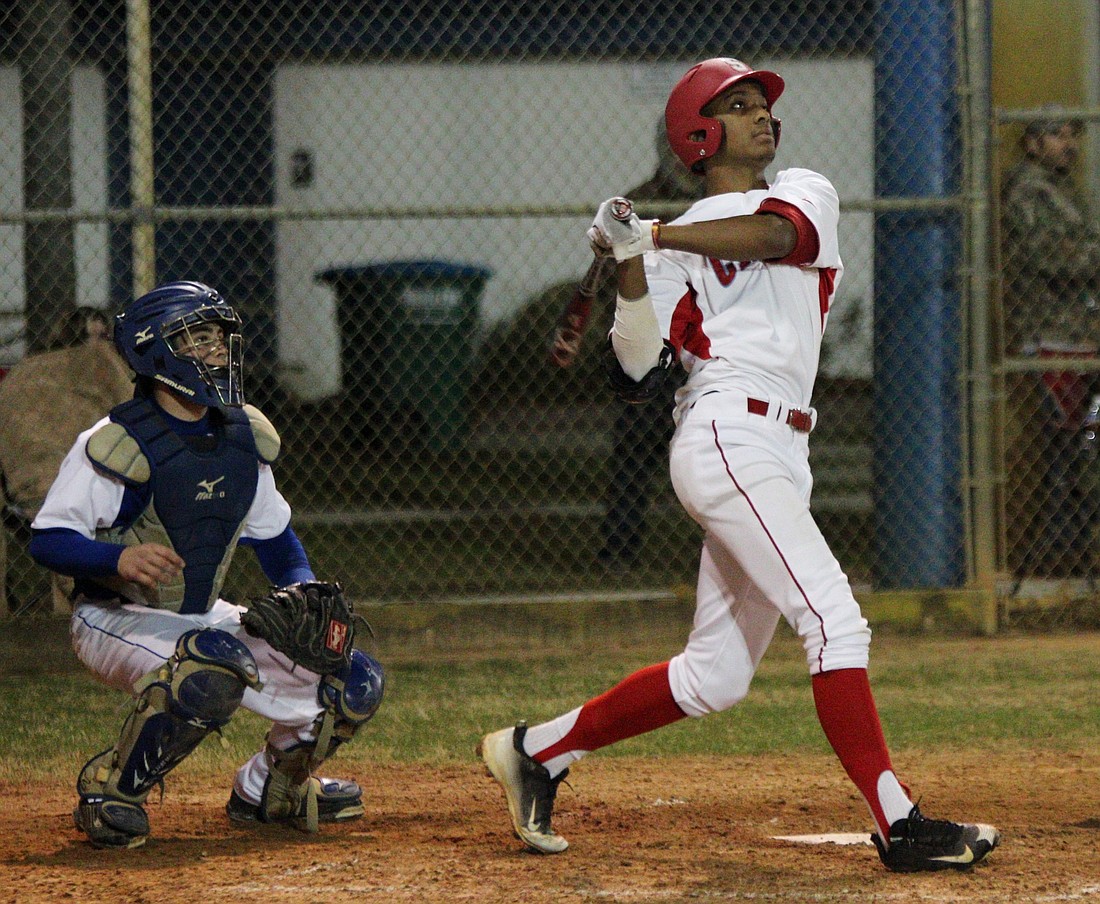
<box><xmin>314</xmin><ymin>650</ymin><xmax>385</xmax><ymax>760</ymax></box>
<box><xmin>169</xmin><ymin>628</ymin><xmax>263</xmax><ymax>722</ymax></box>
<box><xmin>322</xmin><ymin>649</ymin><xmax>385</xmax><ymax>725</ymax></box>
<box><xmin>78</xmin><ymin>628</ymin><xmax>260</xmax><ymax>803</ymax></box>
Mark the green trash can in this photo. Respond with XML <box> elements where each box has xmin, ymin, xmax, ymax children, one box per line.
<box><xmin>316</xmin><ymin>260</ymin><xmax>491</xmax><ymax>451</ymax></box>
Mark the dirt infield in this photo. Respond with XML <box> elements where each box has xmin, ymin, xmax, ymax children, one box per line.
<box><xmin>3</xmin><ymin>747</ymin><xmax>1097</xmax><ymax>904</ymax></box>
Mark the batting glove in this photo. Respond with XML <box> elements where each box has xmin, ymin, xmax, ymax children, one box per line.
<box><xmin>586</xmin><ymin>226</ymin><xmax>616</xmax><ymax>259</ymax></box>
<box><xmin>589</xmin><ymin>197</ymin><xmax>659</xmax><ymax>262</ymax></box>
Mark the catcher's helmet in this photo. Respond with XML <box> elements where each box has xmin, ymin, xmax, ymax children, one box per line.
<box><xmin>113</xmin><ymin>280</ymin><xmax>245</xmax><ymax>408</ymax></box>
<box><xmin>665</xmin><ymin>58</ymin><xmax>785</xmax><ymax>173</ymax></box>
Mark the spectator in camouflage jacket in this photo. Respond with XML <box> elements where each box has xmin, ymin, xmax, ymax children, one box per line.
<box><xmin>1000</xmin><ymin>114</ymin><xmax>1100</xmax><ymax>582</ymax></box>
<box><xmin>1001</xmin><ymin>115</ymin><xmax>1100</xmax><ymax>356</ymax></box>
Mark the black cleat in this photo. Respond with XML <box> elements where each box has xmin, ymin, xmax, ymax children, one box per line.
<box><xmin>872</xmin><ymin>804</ymin><xmax>1000</xmax><ymax>872</ymax></box>
<box><xmin>74</xmin><ymin>795</ymin><xmax>150</xmax><ymax>849</ymax></box>
<box><xmin>478</xmin><ymin>722</ymin><xmax>569</xmax><ymax>853</ymax></box>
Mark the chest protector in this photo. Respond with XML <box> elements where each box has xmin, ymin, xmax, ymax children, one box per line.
<box><xmin>86</xmin><ymin>397</ymin><xmax>279</xmax><ymax>614</ymax></box>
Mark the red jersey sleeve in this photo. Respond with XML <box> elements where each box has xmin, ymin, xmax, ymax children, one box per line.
<box><xmin>755</xmin><ymin>197</ymin><xmax>820</xmax><ymax>266</ymax></box>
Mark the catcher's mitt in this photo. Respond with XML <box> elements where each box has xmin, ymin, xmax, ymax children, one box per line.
<box><xmin>241</xmin><ymin>581</ymin><xmax>362</xmax><ymax>675</ymax></box>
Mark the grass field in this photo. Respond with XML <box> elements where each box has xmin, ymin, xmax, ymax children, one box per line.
<box><xmin>2</xmin><ymin>603</ymin><xmax>1097</xmax><ymax>775</ymax></box>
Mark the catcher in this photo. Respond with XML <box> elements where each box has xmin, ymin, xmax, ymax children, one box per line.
<box><xmin>29</xmin><ymin>281</ymin><xmax>384</xmax><ymax>849</ymax></box>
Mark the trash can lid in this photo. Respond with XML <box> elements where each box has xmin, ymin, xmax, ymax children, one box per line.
<box><xmin>317</xmin><ymin>260</ymin><xmax>492</xmax><ymax>283</ymax></box>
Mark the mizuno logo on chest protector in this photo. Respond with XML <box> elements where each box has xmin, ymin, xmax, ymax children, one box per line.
<box><xmin>196</xmin><ymin>476</ymin><xmax>226</xmax><ymax>500</ymax></box>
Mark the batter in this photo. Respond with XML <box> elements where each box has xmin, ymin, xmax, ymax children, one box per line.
<box><xmin>479</xmin><ymin>57</ymin><xmax>1000</xmax><ymax>873</ymax></box>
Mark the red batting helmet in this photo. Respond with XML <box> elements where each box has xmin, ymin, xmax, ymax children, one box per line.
<box><xmin>665</xmin><ymin>58</ymin><xmax>785</xmax><ymax>172</ymax></box>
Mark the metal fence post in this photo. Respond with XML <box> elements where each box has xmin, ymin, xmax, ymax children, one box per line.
<box><xmin>126</xmin><ymin>0</ymin><xmax>155</xmax><ymax>296</ymax></box>
<box><xmin>20</xmin><ymin>0</ymin><xmax>76</xmax><ymax>351</ymax></box>
<box><xmin>962</xmin><ymin>0</ymin><xmax>999</xmax><ymax>633</ymax></box>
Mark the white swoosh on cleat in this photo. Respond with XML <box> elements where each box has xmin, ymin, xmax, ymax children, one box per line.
<box><xmin>931</xmin><ymin>845</ymin><xmax>975</xmax><ymax>864</ymax></box>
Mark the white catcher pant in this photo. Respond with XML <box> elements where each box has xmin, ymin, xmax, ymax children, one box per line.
<box><xmin>666</xmin><ymin>391</ymin><xmax>871</xmax><ymax>718</ymax></box>
<box><xmin>71</xmin><ymin>597</ymin><xmax>329</xmax><ymax>803</ymax></box>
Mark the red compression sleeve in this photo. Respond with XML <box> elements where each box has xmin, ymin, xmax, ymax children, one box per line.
<box><xmin>535</xmin><ymin>662</ymin><xmax>687</xmax><ymax>762</ymax></box>
<box><xmin>756</xmin><ymin>198</ymin><xmax>820</xmax><ymax>265</ymax></box>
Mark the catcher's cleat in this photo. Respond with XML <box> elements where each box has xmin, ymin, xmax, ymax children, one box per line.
<box><xmin>871</xmin><ymin>804</ymin><xmax>1000</xmax><ymax>872</ymax></box>
<box><xmin>477</xmin><ymin>722</ymin><xmax>569</xmax><ymax>854</ymax></box>
<box><xmin>225</xmin><ymin>777</ymin><xmax>364</xmax><ymax>825</ymax></box>
<box><xmin>73</xmin><ymin>795</ymin><xmax>150</xmax><ymax>849</ymax></box>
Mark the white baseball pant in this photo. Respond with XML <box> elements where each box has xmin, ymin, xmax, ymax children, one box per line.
<box><xmin>666</xmin><ymin>390</ymin><xmax>872</xmax><ymax>718</ymax></box>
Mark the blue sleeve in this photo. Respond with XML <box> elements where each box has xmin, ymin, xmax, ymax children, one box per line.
<box><xmin>238</xmin><ymin>525</ymin><xmax>315</xmax><ymax>587</ymax></box>
<box><xmin>29</xmin><ymin>527</ymin><xmax>124</xmax><ymax>578</ymax></box>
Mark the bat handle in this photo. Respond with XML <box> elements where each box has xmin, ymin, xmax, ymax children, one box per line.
<box><xmin>609</xmin><ymin>197</ymin><xmax>634</xmax><ymax>221</ymax></box>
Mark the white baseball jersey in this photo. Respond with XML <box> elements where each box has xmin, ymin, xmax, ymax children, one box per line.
<box><xmin>643</xmin><ymin>167</ymin><xmax>842</xmax><ymax>421</ymax></box>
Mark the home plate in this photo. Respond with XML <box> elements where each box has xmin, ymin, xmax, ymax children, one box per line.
<box><xmin>773</xmin><ymin>833</ymin><xmax>873</xmax><ymax>846</ymax></box>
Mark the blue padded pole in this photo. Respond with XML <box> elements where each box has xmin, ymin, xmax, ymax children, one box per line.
<box><xmin>872</xmin><ymin>0</ymin><xmax>965</xmax><ymax>587</ymax></box>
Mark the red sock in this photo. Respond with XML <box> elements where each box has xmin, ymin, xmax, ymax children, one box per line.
<box><xmin>811</xmin><ymin>668</ymin><xmax>902</xmax><ymax>835</ymax></box>
<box><xmin>536</xmin><ymin>662</ymin><xmax>687</xmax><ymax>762</ymax></box>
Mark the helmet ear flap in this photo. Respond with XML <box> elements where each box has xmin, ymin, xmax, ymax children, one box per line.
<box><xmin>684</xmin><ymin>114</ymin><xmax>780</xmax><ymax>176</ymax></box>
<box><xmin>689</xmin><ymin>122</ymin><xmax>722</xmax><ymax>175</ymax></box>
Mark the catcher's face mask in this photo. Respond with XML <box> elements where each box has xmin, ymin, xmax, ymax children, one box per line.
<box><xmin>163</xmin><ymin>311</ymin><xmax>245</xmax><ymax>408</ymax></box>
<box><xmin>115</xmin><ymin>281</ymin><xmax>246</xmax><ymax>408</ymax></box>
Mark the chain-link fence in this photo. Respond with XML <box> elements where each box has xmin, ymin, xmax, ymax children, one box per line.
<box><xmin>0</xmin><ymin>0</ymin><xmax>1091</xmax><ymax>630</ymax></box>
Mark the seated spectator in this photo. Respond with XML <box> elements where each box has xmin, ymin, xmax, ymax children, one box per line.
<box><xmin>0</xmin><ymin>306</ymin><xmax>133</xmax><ymax>614</ymax></box>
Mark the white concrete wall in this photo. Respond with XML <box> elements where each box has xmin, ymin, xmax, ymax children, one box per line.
<box><xmin>0</xmin><ymin>60</ymin><xmax>874</xmax><ymax>386</ymax></box>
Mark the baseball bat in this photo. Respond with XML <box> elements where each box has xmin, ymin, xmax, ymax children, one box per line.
<box><xmin>547</xmin><ymin>198</ymin><xmax>635</xmax><ymax>368</ymax></box>
<box><xmin>548</xmin><ymin>255</ymin><xmax>615</xmax><ymax>367</ymax></box>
